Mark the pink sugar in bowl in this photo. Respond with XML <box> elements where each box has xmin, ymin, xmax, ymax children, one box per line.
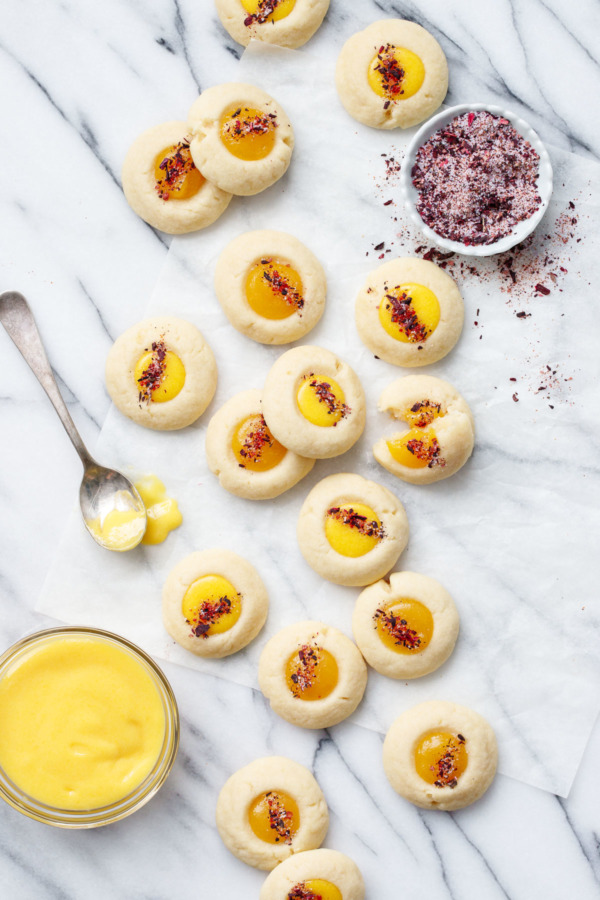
<box><xmin>400</xmin><ymin>103</ymin><xmax>553</xmax><ymax>257</ymax></box>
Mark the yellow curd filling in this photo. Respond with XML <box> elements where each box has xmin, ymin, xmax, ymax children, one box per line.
<box><xmin>135</xmin><ymin>474</ymin><xmax>182</xmax><ymax>545</ymax></box>
<box><xmin>245</xmin><ymin>257</ymin><xmax>304</xmax><ymax>320</ymax></box>
<box><xmin>241</xmin><ymin>0</ymin><xmax>296</xmax><ymax>24</ymax></box>
<box><xmin>378</xmin><ymin>283</ymin><xmax>440</xmax><ymax>344</ymax></box>
<box><xmin>248</xmin><ymin>789</ymin><xmax>300</xmax><ymax>844</ymax></box>
<box><xmin>374</xmin><ymin>598</ymin><xmax>434</xmax><ymax>654</ymax></box>
<box><xmin>285</xmin><ymin>644</ymin><xmax>339</xmax><ymax>701</ymax></box>
<box><xmin>414</xmin><ymin>730</ymin><xmax>468</xmax><ymax>788</ymax></box>
<box><xmin>296</xmin><ymin>374</ymin><xmax>349</xmax><ymax>427</ymax></box>
<box><xmin>232</xmin><ymin>413</ymin><xmax>287</xmax><ymax>471</ymax></box>
<box><xmin>368</xmin><ymin>45</ymin><xmax>425</xmax><ymax>101</ymax></box>
<box><xmin>325</xmin><ymin>502</ymin><xmax>384</xmax><ymax>557</ymax></box>
<box><xmin>154</xmin><ymin>141</ymin><xmax>204</xmax><ymax>201</ymax></box>
<box><xmin>220</xmin><ymin>104</ymin><xmax>277</xmax><ymax>161</ymax></box>
<box><xmin>87</xmin><ymin>492</ymin><xmax>147</xmax><ymax>552</ymax></box>
<box><xmin>289</xmin><ymin>881</ymin><xmax>342</xmax><ymax>900</ymax></box>
<box><xmin>182</xmin><ymin>574</ymin><xmax>241</xmax><ymax>638</ymax></box>
<box><xmin>134</xmin><ymin>339</ymin><xmax>186</xmax><ymax>404</ymax></box>
<box><xmin>387</xmin><ymin>426</ymin><xmax>443</xmax><ymax>469</ymax></box>
<box><xmin>0</xmin><ymin>635</ymin><xmax>165</xmax><ymax>810</ymax></box>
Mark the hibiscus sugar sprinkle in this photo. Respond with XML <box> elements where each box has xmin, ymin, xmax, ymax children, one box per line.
<box><xmin>225</xmin><ymin>107</ymin><xmax>277</xmax><ymax>138</ymax></box>
<box><xmin>155</xmin><ymin>140</ymin><xmax>196</xmax><ymax>200</ymax></box>
<box><xmin>261</xmin><ymin>259</ymin><xmax>304</xmax><ymax>310</ymax></box>
<box><xmin>327</xmin><ymin>506</ymin><xmax>386</xmax><ymax>540</ymax></box>
<box><xmin>383</xmin><ymin>287</ymin><xmax>431</xmax><ymax>342</ymax></box>
<box><xmin>411</xmin><ymin>111</ymin><xmax>541</xmax><ymax>246</ymax></box>
<box><xmin>238</xmin><ymin>415</ymin><xmax>275</xmax><ymax>467</ymax></box>
<box><xmin>374</xmin><ymin>607</ymin><xmax>423</xmax><ymax>650</ymax></box>
<box><xmin>244</xmin><ymin>0</ymin><xmax>282</xmax><ymax>26</ymax></box>
<box><xmin>374</xmin><ymin>44</ymin><xmax>406</xmax><ymax>100</ymax></box>
<box><xmin>138</xmin><ymin>338</ymin><xmax>168</xmax><ymax>403</ymax></box>
<box><xmin>187</xmin><ymin>596</ymin><xmax>233</xmax><ymax>638</ymax></box>
<box><xmin>263</xmin><ymin>792</ymin><xmax>294</xmax><ymax>844</ymax></box>
<box><xmin>304</xmin><ymin>375</ymin><xmax>350</xmax><ymax>421</ymax></box>
<box><xmin>289</xmin><ymin>643</ymin><xmax>320</xmax><ymax>696</ymax></box>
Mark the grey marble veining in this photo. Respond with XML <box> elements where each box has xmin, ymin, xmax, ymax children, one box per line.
<box><xmin>1</xmin><ymin>1</ymin><xmax>600</xmax><ymax>898</ymax></box>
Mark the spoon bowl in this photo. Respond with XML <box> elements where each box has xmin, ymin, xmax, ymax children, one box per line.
<box><xmin>0</xmin><ymin>291</ymin><xmax>147</xmax><ymax>552</ymax></box>
<box><xmin>80</xmin><ymin>464</ymin><xmax>146</xmax><ymax>552</ymax></box>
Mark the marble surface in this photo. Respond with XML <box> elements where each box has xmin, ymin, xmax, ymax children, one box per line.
<box><xmin>1</xmin><ymin>1</ymin><xmax>600</xmax><ymax>898</ymax></box>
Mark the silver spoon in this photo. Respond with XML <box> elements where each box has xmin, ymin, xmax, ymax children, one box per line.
<box><xmin>0</xmin><ymin>290</ymin><xmax>147</xmax><ymax>551</ymax></box>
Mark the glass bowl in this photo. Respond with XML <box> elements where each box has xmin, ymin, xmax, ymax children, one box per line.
<box><xmin>400</xmin><ymin>102</ymin><xmax>553</xmax><ymax>257</ymax></box>
<box><xmin>0</xmin><ymin>626</ymin><xmax>179</xmax><ymax>828</ymax></box>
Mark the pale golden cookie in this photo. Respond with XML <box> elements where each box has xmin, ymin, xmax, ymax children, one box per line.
<box><xmin>162</xmin><ymin>549</ymin><xmax>268</xmax><ymax>658</ymax></box>
<box><xmin>383</xmin><ymin>701</ymin><xmax>498</xmax><ymax>810</ymax></box>
<box><xmin>262</xmin><ymin>346</ymin><xmax>366</xmax><ymax>459</ymax></box>
<box><xmin>205</xmin><ymin>389</ymin><xmax>314</xmax><ymax>500</ymax></box>
<box><xmin>259</xmin><ymin>848</ymin><xmax>365</xmax><ymax>900</ymax></box>
<box><xmin>216</xmin><ymin>756</ymin><xmax>329</xmax><ymax>870</ymax></box>
<box><xmin>355</xmin><ymin>257</ymin><xmax>464</xmax><ymax>366</ymax></box>
<box><xmin>187</xmin><ymin>83</ymin><xmax>294</xmax><ymax>196</ymax></box>
<box><xmin>214</xmin><ymin>230</ymin><xmax>326</xmax><ymax>345</ymax></box>
<box><xmin>105</xmin><ymin>317</ymin><xmax>217</xmax><ymax>431</ymax></box>
<box><xmin>373</xmin><ymin>374</ymin><xmax>474</xmax><ymax>484</ymax></box>
<box><xmin>352</xmin><ymin>571</ymin><xmax>459</xmax><ymax>679</ymax></box>
<box><xmin>335</xmin><ymin>20</ymin><xmax>448</xmax><ymax>130</ymax></box>
<box><xmin>297</xmin><ymin>473</ymin><xmax>409</xmax><ymax>587</ymax></box>
<box><xmin>215</xmin><ymin>0</ymin><xmax>330</xmax><ymax>49</ymax></box>
<box><xmin>258</xmin><ymin>620</ymin><xmax>367</xmax><ymax>729</ymax></box>
<box><xmin>121</xmin><ymin>121</ymin><xmax>232</xmax><ymax>234</ymax></box>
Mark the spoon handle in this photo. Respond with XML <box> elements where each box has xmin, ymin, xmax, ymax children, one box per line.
<box><xmin>0</xmin><ymin>291</ymin><xmax>95</xmax><ymax>469</ymax></box>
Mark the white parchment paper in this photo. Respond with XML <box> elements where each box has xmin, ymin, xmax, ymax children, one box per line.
<box><xmin>38</xmin><ymin>44</ymin><xmax>600</xmax><ymax>797</ymax></box>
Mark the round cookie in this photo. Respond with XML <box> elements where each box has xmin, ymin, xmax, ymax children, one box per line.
<box><xmin>352</xmin><ymin>571</ymin><xmax>459</xmax><ymax>679</ymax></box>
<box><xmin>105</xmin><ymin>316</ymin><xmax>217</xmax><ymax>431</ymax></box>
<box><xmin>187</xmin><ymin>83</ymin><xmax>294</xmax><ymax>196</ymax></box>
<box><xmin>121</xmin><ymin>121</ymin><xmax>232</xmax><ymax>234</ymax></box>
<box><xmin>216</xmin><ymin>756</ymin><xmax>329</xmax><ymax>870</ymax></box>
<box><xmin>262</xmin><ymin>346</ymin><xmax>366</xmax><ymax>459</ymax></box>
<box><xmin>214</xmin><ymin>230</ymin><xmax>326</xmax><ymax>345</ymax></box>
<box><xmin>162</xmin><ymin>549</ymin><xmax>268</xmax><ymax>658</ymax></box>
<box><xmin>259</xmin><ymin>848</ymin><xmax>365</xmax><ymax>900</ymax></box>
<box><xmin>297</xmin><ymin>473</ymin><xmax>409</xmax><ymax>587</ymax></box>
<box><xmin>374</xmin><ymin>375</ymin><xmax>475</xmax><ymax>484</ymax></box>
<box><xmin>258</xmin><ymin>621</ymin><xmax>368</xmax><ymax>729</ymax></box>
<box><xmin>205</xmin><ymin>389</ymin><xmax>314</xmax><ymax>500</ymax></box>
<box><xmin>215</xmin><ymin>0</ymin><xmax>330</xmax><ymax>49</ymax></box>
<box><xmin>383</xmin><ymin>701</ymin><xmax>498</xmax><ymax>811</ymax></box>
<box><xmin>335</xmin><ymin>19</ymin><xmax>448</xmax><ymax>130</ymax></box>
<box><xmin>355</xmin><ymin>257</ymin><xmax>464</xmax><ymax>367</ymax></box>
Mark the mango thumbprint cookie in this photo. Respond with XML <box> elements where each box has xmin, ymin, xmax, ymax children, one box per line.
<box><xmin>374</xmin><ymin>374</ymin><xmax>475</xmax><ymax>484</ymax></box>
<box><xmin>259</xmin><ymin>849</ymin><xmax>365</xmax><ymax>900</ymax></box>
<box><xmin>205</xmin><ymin>389</ymin><xmax>314</xmax><ymax>499</ymax></box>
<box><xmin>383</xmin><ymin>701</ymin><xmax>498</xmax><ymax>810</ymax></box>
<box><xmin>216</xmin><ymin>756</ymin><xmax>329</xmax><ymax>870</ymax></box>
<box><xmin>121</xmin><ymin>121</ymin><xmax>232</xmax><ymax>233</ymax></box>
<box><xmin>355</xmin><ymin>257</ymin><xmax>464</xmax><ymax>367</ymax></box>
<box><xmin>214</xmin><ymin>230</ymin><xmax>326</xmax><ymax>345</ymax></box>
<box><xmin>258</xmin><ymin>621</ymin><xmax>367</xmax><ymax>729</ymax></box>
<box><xmin>162</xmin><ymin>549</ymin><xmax>268</xmax><ymax>658</ymax></box>
<box><xmin>297</xmin><ymin>473</ymin><xmax>409</xmax><ymax>586</ymax></box>
<box><xmin>335</xmin><ymin>20</ymin><xmax>448</xmax><ymax>130</ymax></box>
<box><xmin>187</xmin><ymin>83</ymin><xmax>294</xmax><ymax>196</ymax></box>
<box><xmin>262</xmin><ymin>346</ymin><xmax>366</xmax><ymax>459</ymax></box>
<box><xmin>352</xmin><ymin>572</ymin><xmax>459</xmax><ymax>679</ymax></box>
<box><xmin>215</xmin><ymin>0</ymin><xmax>330</xmax><ymax>49</ymax></box>
<box><xmin>105</xmin><ymin>317</ymin><xmax>217</xmax><ymax>431</ymax></box>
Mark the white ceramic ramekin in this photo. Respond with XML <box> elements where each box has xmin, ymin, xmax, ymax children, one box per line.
<box><xmin>400</xmin><ymin>103</ymin><xmax>553</xmax><ymax>257</ymax></box>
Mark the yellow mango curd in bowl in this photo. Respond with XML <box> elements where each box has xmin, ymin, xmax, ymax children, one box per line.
<box><xmin>0</xmin><ymin>627</ymin><xmax>179</xmax><ymax>827</ymax></box>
